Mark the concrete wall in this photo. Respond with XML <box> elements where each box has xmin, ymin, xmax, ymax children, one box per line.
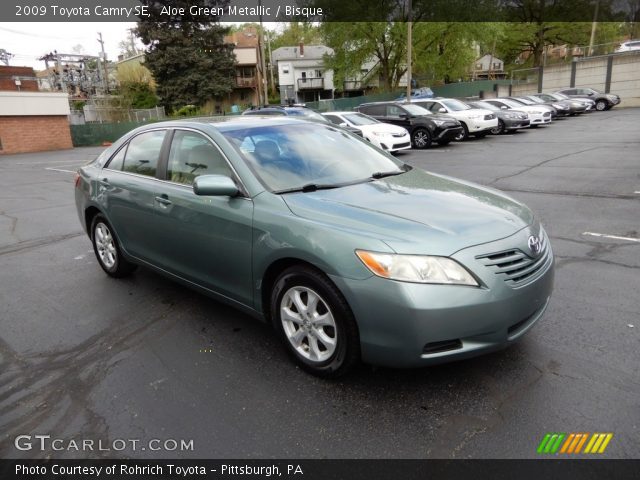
<box><xmin>0</xmin><ymin>91</ymin><xmax>70</xmax><ymax>116</ymax></box>
<box><xmin>513</xmin><ymin>51</ymin><xmax>640</xmax><ymax>107</ymax></box>
<box><xmin>0</xmin><ymin>116</ymin><xmax>73</xmax><ymax>154</ymax></box>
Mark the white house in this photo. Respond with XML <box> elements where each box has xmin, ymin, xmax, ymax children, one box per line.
<box><xmin>470</xmin><ymin>54</ymin><xmax>507</xmax><ymax>80</ymax></box>
<box><xmin>272</xmin><ymin>44</ymin><xmax>335</xmax><ymax>103</ymax></box>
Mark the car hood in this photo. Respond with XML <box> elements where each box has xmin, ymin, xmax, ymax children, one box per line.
<box><xmin>282</xmin><ymin>168</ymin><xmax>534</xmax><ymax>256</ymax></box>
<box><xmin>449</xmin><ymin>108</ymin><xmax>493</xmax><ymax>119</ymax></box>
<box><xmin>359</xmin><ymin>123</ymin><xmax>408</xmax><ymax>135</ymax></box>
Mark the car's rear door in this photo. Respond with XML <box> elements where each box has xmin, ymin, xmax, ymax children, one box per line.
<box><xmin>99</xmin><ymin>128</ymin><xmax>169</xmax><ymax>263</ymax></box>
<box><xmin>153</xmin><ymin>128</ymin><xmax>254</xmax><ymax>306</ymax></box>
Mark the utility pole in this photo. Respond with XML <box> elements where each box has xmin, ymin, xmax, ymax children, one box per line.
<box><xmin>97</xmin><ymin>32</ymin><xmax>109</xmax><ymax>93</ymax></box>
<box><xmin>406</xmin><ymin>0</ymin><xmax>412</xmax><ymax>102</ymax></box>
<box><xmin>588</xmin><ymin>1</ymin><xmax>599</xmax><ymax>56</ymax></box>
<box><xmin>266</xmin><ymin>31</ymin><xmax>275</xmax><ymax>96</ymax></box>
<box><xmin>258</xmin><ymin>0</ymin><xmax>268</xmax><ymax>105</ymax></box>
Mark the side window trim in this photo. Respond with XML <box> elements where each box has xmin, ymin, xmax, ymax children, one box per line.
<box><xmin>104</xmin><ymin>143</ymin><xmax>128</xmax><ymax>170</ymax></box>
<box><xmin>166</xmin><ymin>128</ymin><xmax>249</xmax><ymax>197</ymax></box>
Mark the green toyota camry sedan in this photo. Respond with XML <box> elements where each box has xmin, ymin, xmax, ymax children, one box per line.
<box><xmin>75</xmin><ymin>117</ymin><xmax>554</xmax><ymax>377</ymax></box>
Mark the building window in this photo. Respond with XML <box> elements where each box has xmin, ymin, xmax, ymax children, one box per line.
<box><xmin>315</xmin><ymin>70</ymin><xmax>322</xmax><ymax>78</ymax></box>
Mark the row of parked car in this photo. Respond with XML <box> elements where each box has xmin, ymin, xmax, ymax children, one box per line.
<box><xmin>242</xmin><ymin>87</ymin><xmax>621</xmax><ymax>152</ymax></box>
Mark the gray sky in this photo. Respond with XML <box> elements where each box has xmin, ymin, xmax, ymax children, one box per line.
<box><xmin>0</xmin><ymin>22</ymin><xmax>140</xmax><ymax>70</ymax></box>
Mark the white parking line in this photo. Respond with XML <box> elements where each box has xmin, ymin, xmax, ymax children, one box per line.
<box><xmin>582</xmin><ymin>232</ymin><xmax>640</xmax><ymax>243</ymax></box>
<box><xmin>45</xmin><ymin>167</ymin><xmax>76</xmax><ymax>173</ymax></box>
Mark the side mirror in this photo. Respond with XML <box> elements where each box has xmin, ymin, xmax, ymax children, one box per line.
<box><xmin>500</xmin><ymin>105</ymin><xmax>508</xmax><ymax>110</ymax></box>
<box><xmin>438</xmin><ymin>107</ymin><xmax>447</xmax><ymax>114</ymax></box>
<box><xmin>398</xmin><ymin>113</ymin><xmax>409</xmax><ymax>119</ymax></box>
<box><xmin>339</xmin><ymin>122</ymin><xmax>348</xmax><ymax>127</ymax></box>
<box><xmin>193</xmin><ymin>175</ymin><xmax>239</xmax><ymax>197</ymax></box>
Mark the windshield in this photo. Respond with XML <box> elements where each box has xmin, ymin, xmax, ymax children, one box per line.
<box><xmin>526</xmin><ymin>96</ymin><xmax>545</xmax><ymax>104</ymax></box>
<box><xmin>343</xmin><ymin>113</ymin><xmax>379</xmax><ymax>126</ymax></box>
<box><xmin>286</xmin><ymin>109</ymin><xmax>329</xmax><ymax>123</ymax></box>
<box><xmin>514</xmin><ymin>97</ymin><xmax>534</xmax><ymax>105</ymax></box>
<box><xmin>221</xmin><ymin>123</ymin><xmax>405</xmax><ymax>192</ymax></box>
<box><xmin>499</xmin><ymin>99</ymin><xmax>525</xmax><ymax>108</ymax></box>
<box><xmin>553</xmin><ymin>93</ymin><xmax>569</xmax><ymax>100</ymax></box>
<box><xmin>402</xmin><ymin>104</ymin><xmax>432</xmax><ymax>116</ymax></box>
<box><xmin>441</xmin><ymin>99</ymin><xmax>471</xmax><ymax>111</ymax></box>
<box><xmin>471</xmin><ymin>101</ymin><xmax>497</xmax><ymax>111</ymax></box>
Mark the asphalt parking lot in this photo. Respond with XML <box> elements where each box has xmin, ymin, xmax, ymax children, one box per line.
<box><xmin>1</xmin><ymin>108</ymin><xmax>638</xmax><ymax>460</ymax></box>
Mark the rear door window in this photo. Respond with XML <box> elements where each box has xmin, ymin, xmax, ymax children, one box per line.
<box><xmin>122</xmin><ymin>130</ymin><xmax>166</xmax><ymax>177</ymax></box>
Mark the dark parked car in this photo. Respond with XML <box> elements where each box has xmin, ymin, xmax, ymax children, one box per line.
<box><xmin>75</xmin><ymin>118</ymin><xmax>554</xmax><ymax>377</ymax></box>
<box><xmin>355</xmin><ymin>102</ymin><xmax>463</xmax><ymax>148</ymax></box>
<box><xmin>466</xmin><ymin>100</ymin><xmax>530</xmax><ymax>134</ymax></box>
<box><xmin>529</xmin><ymin>93</ymin><xmax>588</xmax><ymax>115</ymax></box>
<box><xmin>555</xmin><ymin>87</ymin><xmax>621</xmax><ymax>111</ymax></box>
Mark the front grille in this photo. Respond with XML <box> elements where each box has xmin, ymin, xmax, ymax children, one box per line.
<box><xmin>394</xmin><ymin>141</ymin><xmax>411</xmax><ymax>149</ymax></box>
<box><xmin>484</xmin><ymin>114</ymin><xmax>496</xmax><ymax>120</ymax></box>
<box><xmin>476</xmin><ymin>234</ymin><xmax>551</xmax><ymax>287</ymax></box>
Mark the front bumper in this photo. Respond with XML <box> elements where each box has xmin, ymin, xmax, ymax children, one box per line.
<box><xmin>373</xmin><ymin>133</ymin><xmax>412</xmax><ymax>152</ymax></box>
<box><xmin>466</xmin><ymin>117</ymin><xmax>499</xmax><ymax>133</ymax></box>
<box><xmin>503</xmin><ymin>118</ymin><xmax>530</xmax><ymax>130</ymax></box>
<box><xmin>434</xmin><ymin>125</ymin><xmax>464</xmax><ymax>141</ymax></box>
<box><xmin>529</xmin><ymin>112</ymin><xmax>552</xmax><ymax>124</ymax></box>
<box><xmin>330</xmin><ymin>228</ymin><xmax>554</xmax><ymax>368</ymax></box>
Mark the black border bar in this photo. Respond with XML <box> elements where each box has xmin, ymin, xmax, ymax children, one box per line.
<box><xmin>3</xmin><ymin>459</ymin><xmax>640</xmax><ymax>480</ymax></box>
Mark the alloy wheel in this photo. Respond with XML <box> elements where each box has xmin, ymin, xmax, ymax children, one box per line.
<box><xmin>280</xmin><ymin>286</ymin><xmax>337</xmax><ymax>363</ymax></box>
<box><xmin>95</xmin><ymin>222</ymin><xmax>117</xmax><ymax>269</ymax></box>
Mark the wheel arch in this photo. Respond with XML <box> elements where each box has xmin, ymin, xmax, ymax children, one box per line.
<box><xmin>260</xmin><ymin>257</ymin><xmax>329</xmax><ymax>323</ymax></box>
<box><xmin>84</xmin><ymin>205</ymin><xmax>103</xmax><ymax>237</ymax></box>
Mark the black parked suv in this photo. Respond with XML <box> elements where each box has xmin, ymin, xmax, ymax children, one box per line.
<box><xmin>354</xmin><ymin>102</ymin><xmax>463</xmax><ymax>149</ymax></box>
<box><xmin>555</xmin><ymin>87</ymin><xmax>621</xmax><ymax>111</ymax></box>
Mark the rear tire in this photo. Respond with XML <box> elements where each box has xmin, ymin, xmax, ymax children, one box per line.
<box><xmin>91</xmin><ymin>214</ymin><xmax>137</xmax><ymax>278</ymax></box>
<box><xmin>411</xmin><ymin>128</ymin><xmax>432</xmax><ymax>149</ymax></box>
<box><xmin>271</xmin><ymin>265</ymin><xmax>360</xmax><ymax>378</ymax></box>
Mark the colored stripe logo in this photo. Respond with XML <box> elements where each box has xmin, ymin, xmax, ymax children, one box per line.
<box><xmin>537</xmin><ymin>433</ymin><xmax>613</xmax><ymax>454</ymax></box>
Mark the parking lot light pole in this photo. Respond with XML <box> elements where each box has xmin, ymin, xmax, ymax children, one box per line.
<box><xmin>406</xmin><ymin>0</ymin><xmax>412</xmax><ymax>102</ymax></box>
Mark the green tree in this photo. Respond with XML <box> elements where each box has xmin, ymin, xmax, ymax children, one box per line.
<box><xmin>135</xmin><ymin>0</ymin><xmax>235</xmax><ymax>112</ymax></box>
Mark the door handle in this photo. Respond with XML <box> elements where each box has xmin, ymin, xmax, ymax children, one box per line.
<box><xmin>155</xmin><ymin>195</ymin><xmax>172</xmax><ymax>206</ymax></box>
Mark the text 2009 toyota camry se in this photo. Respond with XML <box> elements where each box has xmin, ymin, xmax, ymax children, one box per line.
<box><xmin>75</xmin><ymin>117</ymin><xmax>554</xmax><ymax>377</ymax></box>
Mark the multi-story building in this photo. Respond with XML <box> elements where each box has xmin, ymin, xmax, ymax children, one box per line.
<box><xmin>272</xmin><ymin>44</ymin><xmax>335</xmax><ymax>103</ymax></box>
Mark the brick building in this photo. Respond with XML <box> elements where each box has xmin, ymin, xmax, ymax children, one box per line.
<box><xmin>0</xmin><ymin>65</ymin><xmax>73</xmax><ymax>154</ymax></box>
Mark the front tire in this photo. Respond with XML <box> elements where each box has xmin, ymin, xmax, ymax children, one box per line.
<box><xmin>91</xmin><ymin>214</ymin><xmax>137</xmax><ymax>278</ymax></box>
<box><xmin>271</xmin><ymin>266</ymin><xmax>360</xmax><ymax>378</ymax></box>
<box><xmin>595</xmin><ymin>100</ymin><xmax>607</xmax><ymax>111</ymax></box>
<box><xmin>454</xmin><ymin>123</ymin><xmax>469</xmax><ymax>141</ymax></box>
<box><xmin>411</xmin><ymin>128</ymin><xmax>432</xmax><ymax>149</ymax></box>
<box><xmin>490</xmin><ymin>120</ymin><xmax>505</xmax><ymax>135</ymax></box>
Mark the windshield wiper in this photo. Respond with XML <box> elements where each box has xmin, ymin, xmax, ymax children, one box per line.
<box><xmin>275</xmin><ymin>183</ymin><xmax>340</xmax><ymax>194</ymax></box>
<box><xmin>371</xmin><ymin>164</ymin><xmax>411</xmax><ymax>179</ymax></box>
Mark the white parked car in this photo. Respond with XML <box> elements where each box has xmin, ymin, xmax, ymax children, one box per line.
<box><xmin>483</xmin><ymin>98</ymin><xmax>552</xmax><ymax>126</ymax></box>
<box><xmin>615</xmin><ymin>40</ymin><xmax>640</xmax><ymax>52</ymax></box>
<box><xmin>322</xmin><ymin>111</ymin><xmax>412</xmax><ymax>152</ymax></box>
<box><xmin>413</xmin><ymin>98</ymin><xmax>498</xmax><ymax>140</ymax></box>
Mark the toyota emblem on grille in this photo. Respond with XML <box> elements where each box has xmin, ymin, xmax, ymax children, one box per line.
<box><xmin>528</xmin><ymin>235</ymin><xmax>542</xmax><ymax>256</ymax></box>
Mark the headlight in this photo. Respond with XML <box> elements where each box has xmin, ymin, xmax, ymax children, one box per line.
<box><xmin>432</xmin><ymin>119</ymin><xmax>446</xmax><ymax>126</ymax></box>
<box><xmin>371</xmin><ymin>131</ymin><xmax>389</xmax><ymax>137</ymax></box>
<box><xmin>531</xmin><ymin>110</ymin><xmax>543</xmax><ymax>115</ymax></box>
<box><xmin>606</xmin><ymin>94</ymin><xmax>616</xmax><ymax>100</ymax></box>
<box><xmin>355</xmin><ymin>250</ymin><xmax>479</xmax><ymax>286</ymax></box>
<box><xmin>504</xmin><ymin>113</ymin><xmax>518</xmax><ymax>119</ymax></box>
